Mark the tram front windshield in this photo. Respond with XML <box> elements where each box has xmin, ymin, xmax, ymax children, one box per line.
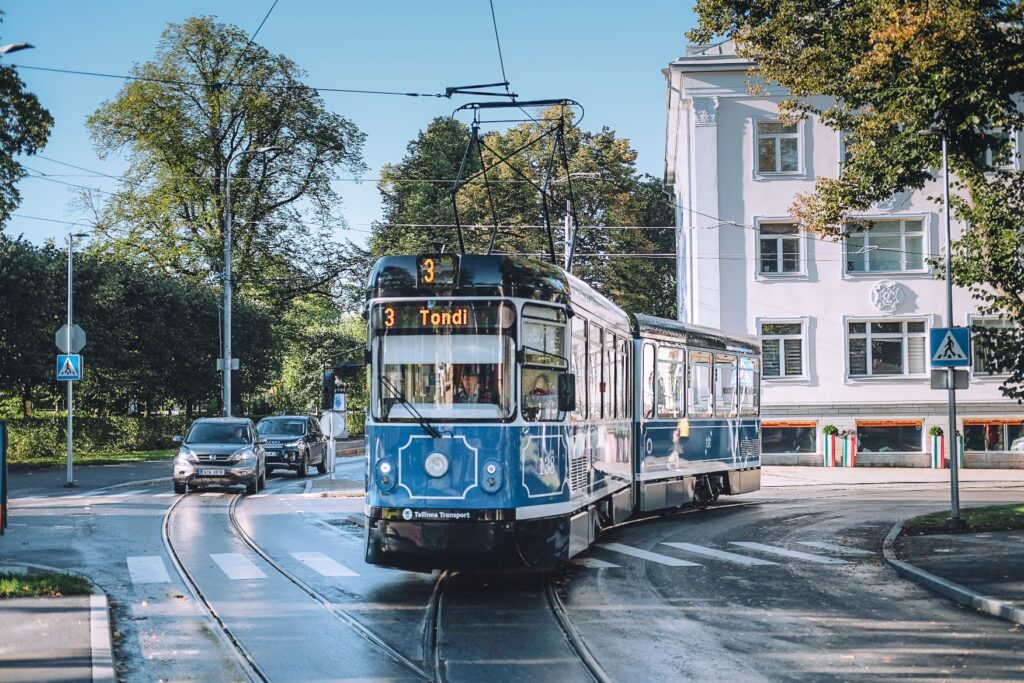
<box><xmin>372</xmin><ymin>301</ymin><xmax>515</xmax><ymax>421</ymax></box>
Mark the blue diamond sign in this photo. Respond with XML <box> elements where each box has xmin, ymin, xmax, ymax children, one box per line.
<box><xmin>56</xmin><ymin>354</ymin><xmax>82</xmax><ymax>381</ymax></box>
<box><xmin>930</xmin><ymin>327</ymin><xmax>971</xmax><ymax>368</ymax></box>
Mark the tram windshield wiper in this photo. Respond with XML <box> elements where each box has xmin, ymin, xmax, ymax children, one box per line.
<box><xmin>380</xmin><ymin>376</ymin><xmax>442</xmax><ymax>439</ymax></box>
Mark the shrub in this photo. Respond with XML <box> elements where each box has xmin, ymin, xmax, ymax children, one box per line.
<box><xmin>4</xmin><ymin>415</ymin><xmax>193</xmax><ymax>462</ymax></box>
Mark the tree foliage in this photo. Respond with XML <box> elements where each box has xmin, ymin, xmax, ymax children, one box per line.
<box><xmin>691</xmin><ymin>0</ymin><xmax>1024</xmax><ymax>397</ymax></box>
<box><xmin>371</xmin><ymin>114</ymin><xmax>676</xmax><ymax>317</ymax></box>
<box><xmin>0</xmin><ymin>16</ymin><xmax>54</xmax><ymax>225</ymax></box>
<box><xmin>85</xmin><ymin>16</ymin><xmax>367</xmax><ymax>306</ymax></box>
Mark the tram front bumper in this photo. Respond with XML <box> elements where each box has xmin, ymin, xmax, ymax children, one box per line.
<box><xmin>364</xmin><ymin>509</ymin><xmax>570</xmax><ymax>571</ymax></box>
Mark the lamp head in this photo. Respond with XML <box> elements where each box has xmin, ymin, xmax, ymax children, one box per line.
<box><xmin>0</xmin><ymin>43</ymin><xmax>34</xmax><ymax>55</ymax></box>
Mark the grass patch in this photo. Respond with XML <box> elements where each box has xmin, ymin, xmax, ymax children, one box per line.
<box><xmin>903</xmin><ymin>504</ymin><xmax>1024</xmax><ymax>534</ymax></box>
<box><xmin>9</xmin><ymin>448</ymin><xmax>177</xmax><ymax>469</ymax></box>
<box><xmin>0</xmin><ymin>571</ymin><xmax>93</xmax><ymax>598</ymax></box>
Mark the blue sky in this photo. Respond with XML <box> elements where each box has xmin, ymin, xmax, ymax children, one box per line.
<box><xmin>3</xmin><ymin>1</ymin><xmax>696</xmax><ymax>247</ymax></box>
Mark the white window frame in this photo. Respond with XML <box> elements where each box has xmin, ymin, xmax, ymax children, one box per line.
<box><xmin>844</xmin><ymin>316</ymin><xmax>931</xmax><ymax>382</ymax></box>
<box><xmin>757</xmin><ymin>317</ymin><xmax>808</xmax><ymax>382</ymax></box>
<box><xmin>754</xmin><ymin>217</ymin><xmax>807</xmax><ymax>279</ymax></box>
<box><xmin>843</xmin><ymin>216</ymin><xmax>930</xmax><ymax>276</ymax></box>
<box><xmin>838</xmin><ymin>130</ymin><xmax>852</xmax><ymax>173</ymax></box>
<box><xmin>982</xmin><ymin>129</ymin><xmax>1019</xmax><ymax>171</ymax></box>
<box><xmin>753</xmin><ymin>117</ymin><xmax>804</xmax><ymax>178</ymax></box>
<box><xmin>968</xmin><ymin>314</ymin><xmax>1015</xmax><ymax>378</ymax></box>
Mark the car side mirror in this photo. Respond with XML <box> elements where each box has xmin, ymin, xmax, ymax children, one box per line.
<box><xmin>257</xmin><ymin>436</ymin><xmax>268</xmax><ymax>444</ymax></box>
<box><xmin>172</xmin><ymin>435</ymin><xmax>183</xmax><ymax>444</ymax></box>
<box><xmin>558</xmin><ymin>373</ymin><xmax>576</xmax><ymax>413</ymax></box>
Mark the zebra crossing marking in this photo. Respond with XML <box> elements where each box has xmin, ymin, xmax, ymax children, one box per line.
<box><xmin>200</xmin><ymin>492</ymin><xmax>224</xmax><ymax>497</ymax></box>
<box><xmin>289</xmin><ymin>552</ymin><xmax>359</xmax><ymax>577</ymax></box>
<box><xmin>127</xmin><ymin>556</ymin><xmax>171</xmax><ymax>584</ymax></box>
<box><xmin>596</xmin><ymin>542</ymin><xmax>702</xmax><ymax>567</ymax></box>
<box><xmin>210</xmin><ymin>553</ymin><xmax>266</xmax><ymax>580</ymax></box>
<box><xmin>153</xmin><ymin>492</ymin><xmax>177</xmax><ymax>498</ymax></box>
<box><xmin>797</xmin><ymin>541</ymin><xmax>874</xmax><ymax>556</ymax></box>
<box><xmin>572</xmin><ymin>557</ymin><xmax>620</xmax><ymax>569</ymax></box>
<box><xmin>729</xmin><ymin>542</ymin><xmax>849</xmax><ymax>564</ymax></box>
<box><xmin>661</xmin><ymin>542</ymin><xmax>778</xmax><ymax>566</ymax></box>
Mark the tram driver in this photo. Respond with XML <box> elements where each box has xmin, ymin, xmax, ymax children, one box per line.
<box><xmin>455</xmin><ymin>367</ymin><xmax>495</xmax><ymax>404</ymax></box>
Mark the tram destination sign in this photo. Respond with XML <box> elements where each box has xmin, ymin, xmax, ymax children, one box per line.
<box><xmin>416</xmin><ymin>254</ymin><xmax>459</xmax><ymax>288</ymax></box>
<box><xmin>375</xmin><ymin>301</ymin><xmax>512</xmax><ymax>332</ymax></box>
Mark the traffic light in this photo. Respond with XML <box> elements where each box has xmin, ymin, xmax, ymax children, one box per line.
<box><xmin>321</xmin><ymin>370</ymin><xmax>336</xmax><ymax>410</ymax></box>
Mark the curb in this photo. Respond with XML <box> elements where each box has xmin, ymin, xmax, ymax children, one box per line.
<box><xmin>882</xmin><ymin>522</ymin><xmax>1024</xmax><ymax>626</ymax></box>
<box><xmin>0</xmin><ymin>561</ymin><xmax>116</xmax><ymax>682</ymax></box>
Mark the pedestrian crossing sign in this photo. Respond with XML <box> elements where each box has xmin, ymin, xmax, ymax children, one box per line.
<box><xmin>56</xmin><ymin>354</ymin><xmax>82</xmax><ymax>381</ymax></box>
<box><xmin>929</xmin><ymin>327</ymin><xmax>971</xmax><ymax>368</ymax></box>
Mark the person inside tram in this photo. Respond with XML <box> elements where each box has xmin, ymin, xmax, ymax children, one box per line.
<box><xmin>530</xmin><ymin>374</ymin><xmax>551</xmax><ymax>396</ymax></box>
<box><xmin>455</xmin><ymin>367</ymin><xmax>495</xmax><ymax>404</ymax></box>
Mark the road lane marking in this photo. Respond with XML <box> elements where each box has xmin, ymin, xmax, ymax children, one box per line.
<box><xmin>210</xmin><ymin>553</ymin><xmax>266</xmax><ymax>580</ymax></box>
<box><xmin>290</xmin><ymin>552</ymin><xmax>359</xmax><ymax>577</ymax></box>
<box><xmin>729</xmin><ymin>542</ymin><xmax>849</xmax><ymax>564</ymax></box>
<box><xmin>107</xmin><ymin>490</ymin><xmax>143</xmax><ymax>497</ymax></box>
<box><xmin>797</xmin><ymin>541</ymin><xmax>874</xmax><ymax>556</ymax></box>
<box><xmin>572</xmin><ymin>557</ymin><xmax>620</xmax><ymax>569</ymax></box>
<box><xmin>153</xmin><ymin>492</ymin><xmax>176</xmax><ymax>498</ymax></box>
<box><xmin>200</xmin><ymin>492</ymin><xmax>224</xmax><ymax>497</ymax></box>
<box><xmin>661</xmin><ymin>542</ymin><xmax>778</xmax><ymax>566</ymax></box>
<box><xmin>596</xmin><ymin>543</ymin><xmax>702</xmax><ymax>567</ymax></box>
<box><xmin>127</xmin><ymin>556</ymin><xmax>171</xmax><ymax>584</ymax></box>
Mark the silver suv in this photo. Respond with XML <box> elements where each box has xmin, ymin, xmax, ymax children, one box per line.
<box><xmin>172</xmin><ymin>418</ymin><xmax>267</xmax><ymax>494</ymax></box>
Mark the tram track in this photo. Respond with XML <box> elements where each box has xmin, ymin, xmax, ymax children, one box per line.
<box><xmin>544</xmin><ymin>573</ymin><xmax>613</xmax><ymax>683</ymax></box>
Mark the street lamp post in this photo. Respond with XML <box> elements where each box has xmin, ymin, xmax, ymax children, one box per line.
<box><xmin>222</xmin><ymin>145</ymin><xmax>279</xmax><ymax>416</ymax></box>
<box><xmin>921</xmin><ymin>126</ymin><xmax>964</xmax><ymax>530</ymax></box>
<box><xmin>64</xmin><ymin>232</ymin><xmax>88</xmax><ymax>487</ymax></box>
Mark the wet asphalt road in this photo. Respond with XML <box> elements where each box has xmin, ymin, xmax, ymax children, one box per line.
<box><xmin>2</xmin><ymin>467</ymin><xmax>1023</xmax><ymax>681</ymax></box>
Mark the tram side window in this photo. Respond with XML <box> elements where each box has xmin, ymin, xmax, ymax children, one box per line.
<box><xmin>688</xmin><ymin>351</ymin><xmax>713</xmax><ymax>418</ymax></box>
<box><xmin>521</xmin><ymin>304</ymin><xmax>567</xmax><ymax>422</ymax></box>
<box><xmin>606</xmin><ymin>332</ymin><xmax>616</xmax><ymax>419</ymax></box>
<box><xmin>642</xmin><ymin>343</ymin><xmax>656</xmax><ymax>418</ymax></box>
<box><xmin>738</xmin><ymin>357</ymin><xmax>760</xmax><ymax>416</ymax></box>
<box><xmin>590</xmin><ymin>324</ymin><xmax>604</xmax><ymax>419</ymax></box>
<box><xmin>571</xmin><ymin>317</ymin><xmax>588</xmax><ymax>420</ymax></box>
<box><xmin>657</xmin><ymin>346</ymin><xmax>686</xmax><ymax>418</ymax></box>
<box><xmin>715</xmin><ymin>354</ymin><xmax>738</xmax><ymax>418</ymax></box>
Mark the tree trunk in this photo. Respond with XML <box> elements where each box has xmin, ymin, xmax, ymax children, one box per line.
<box><xmin>20</xmin><ymin>384</ymin><xmax>33</xmax><ymax>417</ymax></box>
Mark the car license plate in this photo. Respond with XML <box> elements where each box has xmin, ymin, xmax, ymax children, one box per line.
<box><xmin>199</xmin><ymin>468</ymin><xmax>225</xmax><ymax>476</ymax></box>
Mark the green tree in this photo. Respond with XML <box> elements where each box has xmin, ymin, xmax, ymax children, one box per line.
<box><xmin>690</xmin><ymin>0</ymin><xmax>1024</xmax><ymax>397</ymax></box>
<box><xmin>370</xmin><ymin>115</ymin><xmax>676</xmax><ymax>316</ymax></box>
<box><xmin>0</xmin><ymin>16</ymin><xmax>54</xmax><ymax>226</ymax></box>
<box><xmin>86</xmin><ymin>16</ymin><xmax>367</xmax><ymax>307</ymax></box>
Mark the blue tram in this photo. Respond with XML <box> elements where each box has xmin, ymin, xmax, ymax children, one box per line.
<box><xmin>361</xmin><ymin>254</ymin><xmax>760</xmax><ymax>570</ymax></box>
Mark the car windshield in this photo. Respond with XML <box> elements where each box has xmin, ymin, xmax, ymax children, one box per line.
<box><xmin>186</xmin><ymin>422</ymin><xmax>250</xmax><ymax>444</ymax></box>
<box><xmin>258</xmin><ymin>420</ymin><xmax>305</xmax><ymax>436</ymax></box>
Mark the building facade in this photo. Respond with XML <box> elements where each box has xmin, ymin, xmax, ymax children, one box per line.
<box><xmin>663</xmin><ymin>41</ymin><xmax>1023</xmax><ymax>467</ymax></box>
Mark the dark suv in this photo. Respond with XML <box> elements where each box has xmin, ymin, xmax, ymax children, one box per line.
<box><xmin>172</xmin><ymin>418</ymin><xmax>267</xmax><ymax>494</ymax></box>
<box><xmin>256</xmin><ymin>415</ymin><xmax>328</xmax><ymax>477</ymax></box>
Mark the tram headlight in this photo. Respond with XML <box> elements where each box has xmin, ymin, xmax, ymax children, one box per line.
<box><xmin>375</xmin><ymin>457</ymin><xmax>398</xmax><ymax>492</ymax></box>
<box><xmin>481</xmin><ymin>459</ymin><xmax>504</xmax><ymax>494</ymax></box>
<box><xmin>424</xmin><ymin>452</ymin><xmax>449</xmax><ymax>478</ymax></box>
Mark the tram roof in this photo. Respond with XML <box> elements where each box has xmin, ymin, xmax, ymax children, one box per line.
<box><xmin>367</xmin><ymin>255</ymin><xmax>572</xmax><ymax>304</ymax></box>
<box><xmin>631</xmin><ymin>313</ymin><xmax>760</xmax><ymax>353</ymax></box>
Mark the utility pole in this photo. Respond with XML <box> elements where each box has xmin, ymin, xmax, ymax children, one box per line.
<box><xmin>64</xmin><ymin>233</ymin><xmax>87</xmax><ymax>487</ymax></box>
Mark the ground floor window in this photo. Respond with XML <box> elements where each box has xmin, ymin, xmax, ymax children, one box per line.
<box><xmin>762</xmin><ymin>422</ymin><xmax>816</xmax><ymax>454</ymax></box>
<box><xmin>856</xmin><ymin>421</ymin><xmax>922</xmax><ymax>453</ymax></box>
<box><xmin>964</xmin><ymin>420</ymin><xmax>1024</xmax><ymax>452</ymax></box>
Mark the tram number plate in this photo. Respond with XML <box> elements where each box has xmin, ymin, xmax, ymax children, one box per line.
<box><xmin>199</xmin><ymin>468</ymin><xmax>225</xmax><ymax>476</ymax></box>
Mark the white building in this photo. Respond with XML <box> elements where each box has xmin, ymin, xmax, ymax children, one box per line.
<box><xmin>663</xmin><ymin>40</ymin><xmax>1023</xmax><ymax>467</ymax></box>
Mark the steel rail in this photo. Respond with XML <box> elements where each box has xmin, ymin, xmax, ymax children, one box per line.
<box><xmin>226</xmin><ymin>493</ymin><xmax>431</xmax><ymax>680</ymax></box>
<box><xmin>161</xmin><ymin>493</ymin><xmax>268</xmax><ymax>682</ymax></box>
<box><xmin>422</xmin><ymin>570</ymin><xmax>454</xmax><ymax>683</ymax></box>
<box><xmin>544</xmin><ymin>572</ymin><xmax>613</xmax><ymax>683</ymax></box>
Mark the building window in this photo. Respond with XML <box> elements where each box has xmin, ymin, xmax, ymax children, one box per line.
<box><xmin>848</xmin><ymin>319</ymin><xmax>927</xmax><ymax>377</ymax></box>
<box><xmin>972</xmin><ymin>317</ymin><xmax>1017</xmax><ymax>375</ymax></box>
<box><xmin>845</xmin><ymin>219</ymin><xmax>925</xmax><ymax>273</ymax></box>
<box><xmin>762</xmin><ymin>422</ymin><xmax>816</xmax><ymax>454</ymax></box>
<box><xmin>760</xmin><ymin>321</ymin><xmax>804</xmax><ymax>379</ymax></box>
<box><xmin>964</xmin><ymin>420</ymin><xmax>1024</xmax><ymax>452</ymax></box>
<box><xmin>758</xmin><ymin>222</ymin><xmax>802</xmax><ymax>275</ymax></box>
<box><xmin>755</xmin><ymin>120</ymin><xmax>801</xmax><ymax>174</ymax></box>
<box><xmin>977</xmin><ymin>130</ymin><xmax>1017</xmax><ymax>170</ymax></box>
<box><xmin>857</xmin><ymin>421</ymin><xmax>922</xmax><ymax>453</ymax></box>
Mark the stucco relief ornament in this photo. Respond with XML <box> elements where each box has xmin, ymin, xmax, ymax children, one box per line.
<box><xmin>870</xmin><ymin>280</ymin><xmax>903</xmax><ymax>312</ymax></box>
<box><xmin>693</xmin><ymin>97</ymin><xmax>719</xmax><ymax>125</ymax></box>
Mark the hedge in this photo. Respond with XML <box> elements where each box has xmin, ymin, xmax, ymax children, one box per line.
<box><xmin>4</xmin><ymin>412</ymin><xmax>366</xmax><ymax>462</ymax></box>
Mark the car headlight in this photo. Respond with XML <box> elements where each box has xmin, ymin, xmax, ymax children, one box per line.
<box><xmin>285</xmin><ymin>439</ymin><xmax>303</xmax><ymax>449</ymax></box>
<box><xmin>178</xmin><ymin>447</ymin><xmax>198</xmax><ymax>464</ymax></box>
<box><xmin>231</xmin><ymin>448</ymin><xmax>256</xmax><ymax>463</ymax></box>
<box><xmin>375</xmin><ymin>457</ymin><xmax>398</xmax><ymax>492</ymax></box>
